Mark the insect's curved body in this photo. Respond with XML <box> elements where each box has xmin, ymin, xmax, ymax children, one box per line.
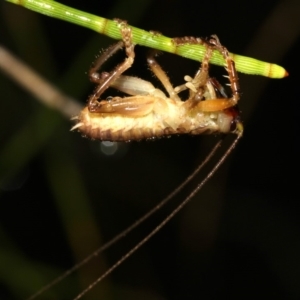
<box><xmin>76</xmin><ymin>80</ymin><xmax>235</xmax><ymax>141</ymax></box>
<box><xmin>72</xmin><ymin>26</ymin><xmax>242</xmax><ymax>140</ymax></box>
<box><xmin>29</xmin><ymin>25</ymin><xmax>245</xmax><ymax>300</ymax></box>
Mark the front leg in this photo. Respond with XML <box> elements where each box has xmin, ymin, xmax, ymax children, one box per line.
<box><xmin>194</xmin><ymin>36</ymin><xmax>240</xmax><ymax>111</ymax></box>
<box><xmin>175</xmin><ymin>35</ymin><xmax>240</xmax><ymax>112</ymax></box>
<box><xmin>209</xmin><ymin>35</ymin><xmax>240</xmax><ymax>105</ymax></box>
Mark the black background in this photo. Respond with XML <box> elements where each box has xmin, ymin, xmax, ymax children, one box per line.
<box><xmin>0</xmin><ymin>0</ymin><xmax>299</xmax><ymax>299</ymax></box>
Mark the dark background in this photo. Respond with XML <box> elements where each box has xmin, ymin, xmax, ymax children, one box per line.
<box><xmin>0</xmin><ymin>0</ymin><xmax>299</xmax><ymax>299</ymax></box>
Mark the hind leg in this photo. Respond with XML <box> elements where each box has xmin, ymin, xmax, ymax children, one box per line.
<box><xmin>88</xmin><ymin>24</ymin><xmax>135</xmax><ymax>113</ymax></box>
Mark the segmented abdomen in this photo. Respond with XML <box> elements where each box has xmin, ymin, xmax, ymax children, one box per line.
<box><xmin>72</xmin><ymin>99</ymin><xmax>232</xmax><ymax>141</ymax></box>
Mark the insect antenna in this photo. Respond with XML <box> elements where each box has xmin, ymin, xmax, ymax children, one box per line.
<box><xmin>26</xmin><ymin>136</ymin><xmax>230</xmax><ymax>300</ymax></box>
<box><xmin>73</xmin><ymin>132</ymin><xmax>242</xmax><ymax>300</ymax></box>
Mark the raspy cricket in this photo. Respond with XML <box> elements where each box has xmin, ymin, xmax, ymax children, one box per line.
<box><xmin>71</xmin><ymin>23</ymin><xmax>243</xmax><ymax>141</ymax></box>
<box><xmin>26</xmin><ymin>23</ymin><xmax>244</xmax><ymax>300</ymax></box>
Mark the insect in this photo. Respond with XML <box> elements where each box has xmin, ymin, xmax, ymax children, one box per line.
<box><xmin>71</xmin><ymin>24</ymin><xmax>243</xmax><ymax>141</ymax></box>
<box><xmin>24</xmin><ymin>24</ymin><xmax>244</xmax><ymax>300</ymax></box>
<box><xmin>6</xmin><ymin>0</ymin><xmax>288</xmax><ymax>78</ymax></box>
<box><xmin>0</xmin><ymin>1</ymin><xmax>292</xmax><ymax>298</ymax></box>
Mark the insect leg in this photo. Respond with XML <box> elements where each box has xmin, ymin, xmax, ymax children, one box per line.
<box><xmin>88</xmin><ymin>25</ymin><xmax>135</xmax><ymax>113</ymax></box>
<box><xmin>194</xmin><ymin>36</ymin><xmax>240</xmax><ymax>112</ymax></box>
<box><xmin>146</xmin><ymin>51</ymin><xmax>181</xmax><ymax>101</ymax></box>
<box><xmin>109</xmin><ymin>75</ymin><xmax>166</xmax><ymax>98</ymax></box>
<box><xmin>176</xmin><ymin>36</ymin><xmax>240</xmax><ymax>112</ymax></box>
<box><xmin>88</xmin><ymin>41</ymin><xmax>124</xmax><ymax>84</ymax></box>
<box><xmin>184</xmin><ymin>44</ymin><xmax>213</xmax><ymax>100</ymax></box>
<box><xmin>209</xmin><ymin>35</ymin><xmax>240</xmax><ymax>105</ymax></box>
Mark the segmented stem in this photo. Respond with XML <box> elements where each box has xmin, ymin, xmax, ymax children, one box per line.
<box><xmin>6</xmin><ymin>0</ymin><xmax>287</xmax><ymax>78</ymax></box>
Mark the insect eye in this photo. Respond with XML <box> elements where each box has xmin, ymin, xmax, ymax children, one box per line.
<box><xmin>222</xmin><ymin>106</ymin><xmax>241</xmax><ymax>133</ymax></box>
<box><xmin>228</xmin><ymin>107</ymin><xmax>241</xmax><ymax>132</ymax></box>
<box><xmin>230</xmin><ymin>117</ymin><xmax>238</xmax><ymax>132</ymax></box>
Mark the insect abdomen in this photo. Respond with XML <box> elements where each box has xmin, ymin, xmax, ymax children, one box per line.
<box><xmin>72</xmin><ymin>101</ymin><xmax>233</xmax><ymax>141</ymax></box>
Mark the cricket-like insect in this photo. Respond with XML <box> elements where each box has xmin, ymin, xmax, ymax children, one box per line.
<box><xmin>72</xmin><ymin>24</ymin><xmax>243</xmax><ymax>141</ymax></box>
<box><xmin>31</xmin><ymin>25</ymin><xmax>244</xmax><ymax>300</ymax></box>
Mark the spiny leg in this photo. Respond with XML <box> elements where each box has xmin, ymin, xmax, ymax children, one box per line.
<box><xmin>209</xmin><ymin>35</ymin><xmax>240</xmax><ymax>105</ymax></box>
<box><xmin>88</xmin><ymin>24</ymin><xmax>135</xmax><ymax>113</ymax></box>
<box><xmin>173</xmin><ymin>35</ymin><xmax>240</xmax><ymax>112</ymax></box>
<box><xmin>146</xmin><ymin>51</ymin><xmax>181</xmax><ymax>102</ymax></box>
<box><xmin>194</xmin><ymin>35</ymin><xmax>240</xmax><ymax>111</ymax></box>
<box><xmin>88</xmin><ymin>41</ymin><xmax>124</xmax><ymax>84</ymax></box>
<box><xmin>175</xmin><ymin>37</ymin><xmax>243</xmax><ymax>135</ymax></box>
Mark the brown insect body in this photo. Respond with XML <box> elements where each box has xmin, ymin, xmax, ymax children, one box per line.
<box><xmin>76</xmin><ymin>84</ymin><xmax>235</xmax><ymax>141</ymax></box>
<box><xmin>72</xmin><ymin>26</ymin><xmax>242</xmax><ymax>141</ymax></box>
<box><xmin>29</xmin><ymin>26</ymin><xmax>244</xmax><ymax>300</ymax></box>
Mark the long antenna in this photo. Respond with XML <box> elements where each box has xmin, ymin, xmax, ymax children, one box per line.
<box><xmin>74</xmin><ymin>133</ymin><xmax>242</xmax><ymax>300</ymax></box>
<box><xmin>27</xmin><ymin>137</ymin><xmax>225</xmax><ymax>300</ymax></box>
